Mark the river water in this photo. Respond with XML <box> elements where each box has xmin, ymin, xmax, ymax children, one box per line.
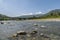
<box><xmin>0</xmin><ymin>20</ymin><xmax>60</xmax><ymax>40</ymax></box>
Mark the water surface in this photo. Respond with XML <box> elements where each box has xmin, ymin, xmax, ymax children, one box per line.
<box><xmin>0</xmin><ymin>21</ymin><xmax>60</xmax><ymax>40</ymax></box>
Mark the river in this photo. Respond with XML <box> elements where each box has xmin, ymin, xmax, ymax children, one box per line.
<box><xmin>0</xmin><ymin>20</ymin><xmax>60</xmax><ymax>40</ymax></box>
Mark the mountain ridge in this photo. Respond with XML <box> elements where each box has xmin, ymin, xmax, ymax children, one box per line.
<box><xmin>0</xmin><ymin>9</ymin><xmax>60</xmax><ymax>20</ymax></box>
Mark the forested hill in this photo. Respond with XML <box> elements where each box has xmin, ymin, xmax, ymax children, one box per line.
<box><xmin>43</xmin><ymin>9</ymin><xmax>60</xmax><ymax>18</ymax></box>
<box><xmin>0</xmin><ymin>9</ymin><xmax>60</xmax><ymax>20</ymax></box>
<box><xmin>18</xmin><ymin>9</ymin><xmax>60</xmax><ymax>19</ymax></box>
<box><xmin>0</xmin><ymin>14</ymin><xmax>10</xmax><ymax>20</ymax></box>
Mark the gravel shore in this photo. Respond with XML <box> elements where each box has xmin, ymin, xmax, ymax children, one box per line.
<box><xmin>23</xmin><ymin>18</ymin><xmax>60</xmax><ymax>21</ymax></box>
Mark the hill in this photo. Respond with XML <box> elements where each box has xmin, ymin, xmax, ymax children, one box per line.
<box><xmin>0</xmin><ymin>14</ymin><xmax>10</xmax><ymax>20</ymax></box>
<box><xmin>0</xmin><ymin>9</ymin><xmax>60</xmax><ymax>20</ymax></box>
<box><xmin>43</xmin><ymin>9</ymin><xmax>60</xmax><ymax>18</ymax></box>
<box><xmin>19</xmin><ymin>14</ymin><xmax>43</xmax><ymax>19</ymax></box>
<box><xmin>18</xmin><ymin>9</ymin><xmax>60</xmax><ymax>19</ymax></box>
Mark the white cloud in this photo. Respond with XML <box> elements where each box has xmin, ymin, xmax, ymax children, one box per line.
<box><xmin>20</xmin><ymin>11</ymin><xmax>43</xmax><ymax>16</ymax></box>
<box><xmin>35</xmin><ymin>11</ymin><xmax>42</xmax><ymax>14</ymax></box>
<box><xmin>21</xmin><ymin>13</ymin><xmax>33</xmax><ymax>15</ymax></box>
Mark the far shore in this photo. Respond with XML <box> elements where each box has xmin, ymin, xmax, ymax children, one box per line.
<box><xmin>0</xmin><ymin>18</ymin><xmax>60</xmax><ymax>22</ymax></box>
<box><xmin>23</xmin><ymin>18</ymin><xmax>60</xmax><ymax>21</ymax></box>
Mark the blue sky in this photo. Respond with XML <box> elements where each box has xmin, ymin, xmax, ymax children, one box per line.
<box><xmin>0</xmin><ymin>0</ymin><xmax>60</xmax><ymax>17</ymax></box>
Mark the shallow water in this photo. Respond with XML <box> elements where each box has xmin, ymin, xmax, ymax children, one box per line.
<box><xmin>0</xmin><ymin>21</ymin><xmax>60</xmax><ymax>40</ymax></box>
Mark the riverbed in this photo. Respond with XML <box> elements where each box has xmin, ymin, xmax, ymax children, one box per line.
<box><xmin>0</xmin><ymin>20</ymin><xmax>60</xmax><ymax>40</ymax></box>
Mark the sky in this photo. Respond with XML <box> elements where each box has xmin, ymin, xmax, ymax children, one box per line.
<box><xmin>0</xmin><ymin>0</ymin><xmax>60</xmax><ymax>17</ymax></box>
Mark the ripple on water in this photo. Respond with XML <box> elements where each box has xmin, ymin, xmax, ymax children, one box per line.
<box><xmin>0</xmin><ymin>21</ymin><xmax>60</xmax><ymax>40</ymax></box>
